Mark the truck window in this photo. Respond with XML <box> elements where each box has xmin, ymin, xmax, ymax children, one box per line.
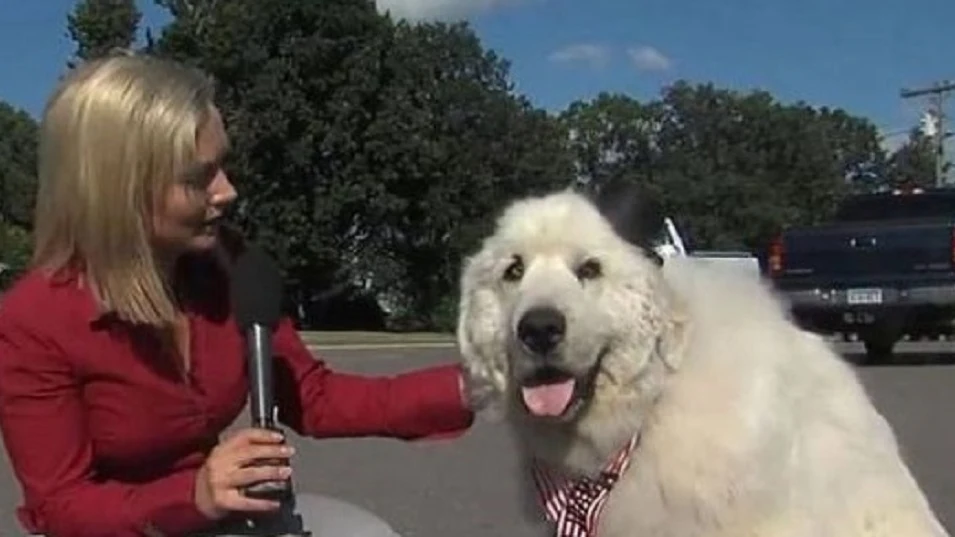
<box><xmin>834</xmin><ymin>191</ymin><xmax>955</xmax><ymax>222</ymax></box>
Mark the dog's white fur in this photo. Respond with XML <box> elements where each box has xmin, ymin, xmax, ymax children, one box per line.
<box><xmin>456</xmin><ymin>189</ymin><xmax>949</xmax><ymax>537</ymax></box>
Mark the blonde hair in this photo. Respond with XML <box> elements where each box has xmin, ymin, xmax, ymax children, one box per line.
<box><xmin>32</xmin><ymin>51</ymin><xmax>217</xmax><ymax>326</ymax></box>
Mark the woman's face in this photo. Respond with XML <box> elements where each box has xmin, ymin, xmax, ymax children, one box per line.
<box><xmin>152</xmin><ymin>106</ymin><xmax>237</xmax><ymax>258</ymax></box>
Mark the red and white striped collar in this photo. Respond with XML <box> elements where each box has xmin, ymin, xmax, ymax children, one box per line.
<box><xmin>530</xmin><ymin>434</ymin><xmax>639</xmax><ymax>537</ymax></box>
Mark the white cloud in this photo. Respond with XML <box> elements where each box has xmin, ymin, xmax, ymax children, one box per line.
<box><xmin>626</xmin><ymin>45</ymin><xmax>672</xmax><ymax>72</ymax></box>
<box><xmin>549</xmin><ymin>43</ymin><xmax>611</xmax><ymax>70</ymax></box>
<box><xmin>375</xmin><ymin>0</ymin><xmax>529</xmax><ymax>22</ymax></box>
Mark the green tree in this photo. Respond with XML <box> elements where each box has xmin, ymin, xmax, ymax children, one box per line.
<box><xmin>883</xmin><ymin>128</ymin><xmax>943</xmax><ymax>189</ymax></box>
<box><xmin>559</xmin><ymin>92</ymin><xmax>659</xmax><ymax>190</ymax></box>
<box><xmin>146</xmin><ymin>0</ymin><xmax>571</xmax><ymax>329</ymax></box>
<box><xmin>66</xmin><ymin>0</ymin><xmax>143</xmax><ymax>65</ymax></box>
<box><xmin>150</xmin><ymin>0</ymin><xmax>405</xmax><ymax>311</ymax></box>
<box><xmin>353</xmin><ymin>20</ymin><xmax>573</xmax><ymax>328</ymax></box>
<box><xmin>0</xmin><ymin>223</ymin><xmax>31</xmax><ymax>290</ymax></box>
<box><xmin>654</xmin><ymin>83</ymin><xmax>885</xmax><ymax>249</ymax></box>
<box><xmin>57</xmin><ymin>0</ymin><xmax>902</xmax><ymax>329</ymax></box>
<box><xmin>0</xmin><ymin>102</ymin><xmax>39</xmax><ymax>291</ymax></box>
<box><xmin>561</xmin><ymin>81</ymin><xmax>886</xmax><ymax>253</ymax></box>
<box><xmin>0</xmin><ymin>102</ymin><xmax>39</xmax><ymax>229</ymax></box>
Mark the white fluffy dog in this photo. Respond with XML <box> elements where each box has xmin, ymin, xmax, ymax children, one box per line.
<box><xmin>456</xmin><ymin>187</ymin><xmax>949</xmax><ymax>537</ymax></box>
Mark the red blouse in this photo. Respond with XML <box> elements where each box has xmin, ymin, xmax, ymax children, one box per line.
<box><xmin>0</xmin><ymin>268</ymin><xmax>473</xmax><ymax>537</ymax></box>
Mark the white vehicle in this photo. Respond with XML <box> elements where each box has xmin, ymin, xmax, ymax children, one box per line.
<box><xmin>653</xmin><ymin>217</ymin><xmax>762</xmax><ymax>278</ymax></box>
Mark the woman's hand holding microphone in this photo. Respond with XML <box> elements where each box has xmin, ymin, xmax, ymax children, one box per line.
<box><xmin>193</xmin><ymin>427</ymin><xmax>295</xmax><ymax>520</ymax></box>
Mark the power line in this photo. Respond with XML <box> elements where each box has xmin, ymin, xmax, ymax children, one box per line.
<box><xmin>900</xmin><ymin>80</ymin><xmax>955</xmax><ymax>186</ymax></box>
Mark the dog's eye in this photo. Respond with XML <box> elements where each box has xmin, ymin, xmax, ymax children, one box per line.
<box><xmin>575</xmin><ymin>258</ymin><xmax>602</xmax><ymax>281</ymax></box>
<box><xmin>503</xmin><ymin>255</ymin><xmax>524</xmax><ymax>282</ymax></box>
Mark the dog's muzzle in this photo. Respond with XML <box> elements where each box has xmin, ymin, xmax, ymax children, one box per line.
<box><xmin>517</xmin><ymin>306</ymin><xmax>566</xmax><ymax>356</ymax></box>
<box><xmin>513</xmin><ymin>306</ymin><xmax>594</xmax><ymax>420</ymax></box>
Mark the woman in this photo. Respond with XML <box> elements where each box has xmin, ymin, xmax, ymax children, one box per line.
<box><xmin>0</xmin><ymin>52</ymin><xmax>475</xmax><ymax>537</ymax></box>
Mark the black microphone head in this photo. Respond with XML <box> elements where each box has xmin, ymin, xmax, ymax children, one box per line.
<box><xmin>231</xmin><ymin>242</ymin><xmax>284</xmax><ymax>331</ymax></box>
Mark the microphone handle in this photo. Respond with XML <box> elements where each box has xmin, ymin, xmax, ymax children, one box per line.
<box><xmin>242</xmin><ymin>324</ymin><xmax>293</xmax><ymax>502</ymax></box>
<box><xmin>247</xmin><ymin>324</ymin><xmax>275</xmax><ymax>428</ymax></box>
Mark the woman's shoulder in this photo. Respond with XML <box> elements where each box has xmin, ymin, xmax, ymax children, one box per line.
<box><xmin>0</xmin><ymin>267</ymin><xmax>97</xmax><ymax>336</ymax></box>
<box><xmin>1</xmin><ymin>267</ymin><xmax>58</xmax><ymax>316</ymax></box>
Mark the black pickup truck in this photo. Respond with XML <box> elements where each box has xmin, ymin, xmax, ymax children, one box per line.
<box><xmin>768</xmin><ymin>187</ymin><xmax>955</xmax><ymax>362</ymax></box>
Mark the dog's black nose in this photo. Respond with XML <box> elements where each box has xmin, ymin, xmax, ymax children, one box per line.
<box><xmin>517</xmin><ymin>307</ymin><xmax>566</xmax><ymax>355</ymax></box>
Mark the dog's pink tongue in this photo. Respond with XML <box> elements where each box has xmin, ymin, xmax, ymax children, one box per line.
<box><xmin>521</xmin><ymin>379</ymin><xmax>575</xmax><ymax>416</ymax></box>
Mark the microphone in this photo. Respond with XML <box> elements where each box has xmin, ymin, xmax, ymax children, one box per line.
<box><xmin>230</xmin><ymin>242</ymin><xmax>293</xmax><ymax>502</ymax></box>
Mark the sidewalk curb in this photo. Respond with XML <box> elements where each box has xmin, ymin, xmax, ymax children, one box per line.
<box><xmin>306</xmin><ymin>341</ymin><xmax>456</xmax><ymax>351</ymax></box>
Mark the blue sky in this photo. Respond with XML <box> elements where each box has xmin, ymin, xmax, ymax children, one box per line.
<box><xmin>1</xmin><ymin>0</ymin><xmax>952</xmax><ymax>151</ymax></box>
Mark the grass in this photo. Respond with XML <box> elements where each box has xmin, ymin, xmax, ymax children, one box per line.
<box><xmin>298</xmin><ymin>330</ymin><xmax>454</xmax><ymax>345</ymax></box>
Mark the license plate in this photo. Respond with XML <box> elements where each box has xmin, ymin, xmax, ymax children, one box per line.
<box><xmin>847</xmin><ymin>288</ymin><xmax>882</xmax><ymax>305</ymax></box>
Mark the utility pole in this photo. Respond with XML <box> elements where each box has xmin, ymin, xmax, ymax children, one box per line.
<box><xmin>901</xmin><ymin>80</ymin><xmax>955</xmax><ymax>187</ymax></box>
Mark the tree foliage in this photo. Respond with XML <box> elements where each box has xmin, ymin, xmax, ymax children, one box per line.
<box><xmin>0</xmin><ymin>224</ymin><xmax>31</xmax><ymax>290</ymax></box>
<box><xmin>883</xmin><ymin>128</ymin><xmax>943</xmax><ymax>189</ymax></box>
<box><xmin>0</xmin><ymin>102</ymin><xmax>39</xmax><ymax>289</ymax></box>
<box><xmin>0</xmin><ymin>0</ymin><xmax>945</xmax><ymax>331</ymax></box>
<box><xmin>0</xmin><ymin>102</ymin><xmax>38</xmax><ymax>229</ymax></box>
<box><xmin>142</xmin><ymin>0</ymin><xmax>573</xmax><ymax>328</ymax></box>
<box><xmin>560</xmin><ymin>84</ymin><xmax>886</xmax><ymax>251</ymax></box>
<box><xmin>66</xmin><ymin>0</ymin><xmax>142</xmax><ymax>66</ymax></box>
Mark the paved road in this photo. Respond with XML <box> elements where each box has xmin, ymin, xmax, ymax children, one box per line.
<box><xmin>0</xmin><ymin>341</ymin><xmax>952</xmax><ymax>536</ymax></box>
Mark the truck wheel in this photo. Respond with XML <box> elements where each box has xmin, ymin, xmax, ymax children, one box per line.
<box><xmin>861</xmin><ymin>336</ymin><xmax>896</xmax><ymax>364</ymax></box>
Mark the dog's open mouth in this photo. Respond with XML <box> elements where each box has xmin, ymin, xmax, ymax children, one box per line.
<box><xmin>519</xmin><ymin>366</ymin><xmax>583</xmax><ymax>418</ymax></box>
<box><xmin>516</xmin><ymin>345</ymin><xmax>610</xmax><ymax>419</ymax></box>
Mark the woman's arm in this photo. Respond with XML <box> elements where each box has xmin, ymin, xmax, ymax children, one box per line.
<box><xmin>0</xmin><ymin>314</ymin><xmax>215</xmax><ymax>537</ymax></box>
<box><xmin>271</xmin><ymin>318</ymin><xmax>474</xmax><ymax>440</ymax></box>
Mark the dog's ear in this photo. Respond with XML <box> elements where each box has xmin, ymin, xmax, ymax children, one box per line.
<box><xmin>456</xmin><ymin>251</ymin><xmax>509</xmax><ymax>421</ymax></box>
<box><xmin>590</xmin><ymin>180</ymin><xmax>665</xmax><ymax>265</ymax></box>
<box><xmin>656</xmin><ymin>283</ymin><xmax>691</xmax><ymax>371</ymax></box>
